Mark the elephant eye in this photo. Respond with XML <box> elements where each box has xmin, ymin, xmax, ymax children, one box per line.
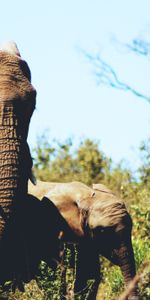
<box><xmin>91</xmin><ymin>192</ymin><xmax>95</xmax><ymax>197</ymax></box>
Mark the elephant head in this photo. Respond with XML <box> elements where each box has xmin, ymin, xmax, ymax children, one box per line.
<box><xmin>90</xmin><ymin>183</ymin><xmax>138</xmax><ymax>300</ymax></box>
<box><xmin>28</xmin><ymin>180</ymin><xmax>139</xmax><ymax>300</ymax></box>
<box><xmin>0</xmin><ymin>41</ymin><xmax>36</xmax><ymax>282</ymax></box>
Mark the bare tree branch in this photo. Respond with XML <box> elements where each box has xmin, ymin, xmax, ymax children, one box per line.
<box><xmin>83</xmin><ymin>50</ymin><xmax>150</xmax><ymax>104</ymax></box>
<box><xmin>118</xmin><ymin>260</ymin><xmax>149</xmax><ymax>300</ymax></box>
<box><xmin>126</xmin><ymin>39</ymin><xmax>150</xmax><ymax>58</ymax></box>
<box><xmin>118</xmin><ymin>274</ymin><xmax>140</xmax><ymax>300</ymax></box>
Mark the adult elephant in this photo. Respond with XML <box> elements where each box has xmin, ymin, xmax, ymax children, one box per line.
<box><xmin>28</xmin><ymin>180</ymin><xmax>139</xmax><ymax>300</ymax></box>
<box><xmin>0</xmin><ymin>41</ymin><xmax>36</xmax><ymax>284</ymax></box>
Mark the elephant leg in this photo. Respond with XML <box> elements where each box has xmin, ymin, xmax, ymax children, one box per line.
<box><xmin>0</xmin><ymin>215</ymin><xmax>27</xmax><ymax>289</ymax></box>
<box><xmin>74</xmin><ymin>241</ymin><xmax>100</xmax><ymax>300</ymax></box>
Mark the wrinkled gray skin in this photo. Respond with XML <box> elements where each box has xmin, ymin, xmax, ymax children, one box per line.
<box><xmin>27</xmin><ymin>181</ymin><xmax>139</xmax><ymax>300</ymax></box>
<box><xmin>0</xmin><ymin>41</ymin><xmax>36</xmax><ymax>285</ymax></box>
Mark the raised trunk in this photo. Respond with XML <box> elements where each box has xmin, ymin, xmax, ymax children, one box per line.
<box><xmin>0</xmin><ymin>99</ymin><xmax>35</xmax><ymax>283</ymax></box>
<box><xmin>0</xmin><ymin>100</ymin><xmax>32</xmax><ymax>239</ymax></box>
<box><xmin>0</xmin><ymin>45</ymin><xmax>36</xmax><ymax>283</ymax></box>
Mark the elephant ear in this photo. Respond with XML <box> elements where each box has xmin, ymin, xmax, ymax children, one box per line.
<box><xmin>45</xmin><ymin>185</ymin><xmax>84</xmax><ymax>237</ymax></box>
<box><xmin>44</xmin><ymin>181</ymin><xmax>95</xmax><ymax>237</ymax></box>
<box><xmin>28</xmin><ymin>181</ymin><xmax>95</xmax><ymax>237</ymax></box>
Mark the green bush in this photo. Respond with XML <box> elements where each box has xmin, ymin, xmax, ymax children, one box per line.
<box><xmin>1</xmin><ymin>135</ymin><xmax>150</xmax><ymax>299</ymax></box>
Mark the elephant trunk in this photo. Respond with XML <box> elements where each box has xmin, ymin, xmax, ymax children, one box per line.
<box><xmin>0</xmin><ymin>44</ymin><xmax>36</xmax><ymax>284</ymax></box>
<box><xmin>0</xmin><ymin>99</ymin><xmax>34</xmax><ymax>241</ymax></box>
<box><xmin>0</xmin><ymin>99</ymin><xmax>36</xmax><ymax>284</ymax></box>
<box><xmin>116</xmin><ymin>229</ymin><xmax>139</xmax><ymax>300</ymax></box>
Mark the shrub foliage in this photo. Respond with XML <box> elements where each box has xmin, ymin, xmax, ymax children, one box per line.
<box><xmin>1</xmin><ymin>133</ymin><xmax>149</xmax><ymax>299</ymax></box>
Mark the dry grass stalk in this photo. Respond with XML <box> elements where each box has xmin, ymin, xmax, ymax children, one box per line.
<box><xmin>118</xmin><ymin>260</ymin><xmax>149</xmax><ymax>300</ymax></box>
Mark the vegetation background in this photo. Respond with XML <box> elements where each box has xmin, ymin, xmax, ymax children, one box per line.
<box><xmin>3</xmin><ymin>133</ymin><xmax>149</xmax><ymax>300</ymax></box>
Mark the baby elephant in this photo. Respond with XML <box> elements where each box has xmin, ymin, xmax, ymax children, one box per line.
<box><xmin>27</xmin><ymin>180</ymin><xmax>139</xmax><ymax>300</ymax></box>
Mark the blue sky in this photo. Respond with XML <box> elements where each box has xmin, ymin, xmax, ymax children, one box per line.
<box><xmin>1</xmin><ymin>0</ymin><xmax>150</xmax><ymax>170</ymax></box>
